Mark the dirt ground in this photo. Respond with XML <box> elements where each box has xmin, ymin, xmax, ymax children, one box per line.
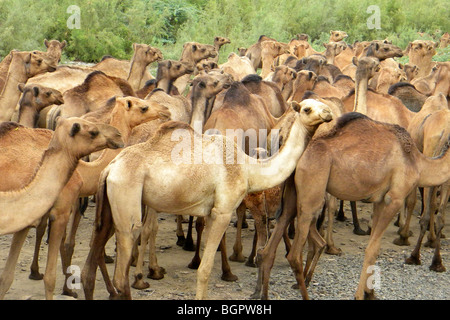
<box><xmin>0</xmin><ymin>197</ymin><xmax>448</xmax><ymax>300</ymax></box>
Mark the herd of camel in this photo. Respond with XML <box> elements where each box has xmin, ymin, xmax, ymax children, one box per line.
<box><xmin>0</xmin><ymin>29</ymin><xmax>449</xmax><ymax>300</ymax></box>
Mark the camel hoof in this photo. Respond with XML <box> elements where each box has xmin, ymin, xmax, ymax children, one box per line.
<box><xmin>335</xmin><ymin>214</ymin><xmax>347</xmax><ymax>222</ymax></box>
<box><xmin>424</xmin><ymin>239</ymin><xmax>437</xmax><ymax>248</ymax></box>
<box><xmin>353</xmin><ymin>228</ymin><xmax>369</xmax><ymax>236</ymax></box>
<box><xmin>393</xmin><ymin>237</ymin><xmax>410</xmax><ymax>246</ymax></box>
<box><xmin>364</xmin><ymin>291</ymin><xmax>378</xmax><ymax>300</ymax></box>
<box><xmin>188</xmin><ymin>258</ymin><xmax>201</xmax><ymax>270</ymax></box>
<box><xmin>405</xmin><ymin>255</ymin><xmax>421</xmax><ymax>265</ymax></box>
<box><xmin>182</xmin><ymin>240</ymin><xmax>196</xmax><ymax>252</ymax></box>
<box><xmin>62</xmin><ymin>289</ymin><xmax>78</xmax><ymax>299</ymax></box>
<box><xmin>28</xmin><ymin>271</ymin><xmax>44</xmax><ymax>280</ymax></box>
<box><xmin>132</xmin><ymin>274</ymin><xmax>150</xmax><ymax>290</ymax></box>
<box><xmin>147</xmin><ymin>267</ymin><xmax>166</xmax><ymax>280</ymax></box>
<box><xmin>104</xmin><ymin>255</ymin><xmax>114</xmax><ymax>264</ymax></box>
<box><xmin>221</xmin><ymin>272</ymin><xmax>238</xmax><ymax>282</ymax></box>
<box><xmin>429</xmin><ymin>262</ymin><xmax>446</xmax><ymax>273</ymax></box>
<box><xmin>325</xmin><ymin>246</ymin><xmax>342</xmax><ymax>256</ymax></box>
<box><xmin>245</xmin><ymin>259</ymin><xmax>257</xmax><ymax>268</ymax></box>
<box><xmin>229</xmin><ymin>253</ymin><xmax>246</xmax><ymax>263</ymax></box>
<box><xmin>176</xmin><ymin>235</ymin><xmax>185</xmax><ymax>247</ymax></box>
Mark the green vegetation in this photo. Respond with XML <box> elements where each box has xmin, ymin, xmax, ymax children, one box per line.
<box><xmin>0</xmin><ymin>0</ymin><xmax>448</xmax><ymax>63</ymax></box>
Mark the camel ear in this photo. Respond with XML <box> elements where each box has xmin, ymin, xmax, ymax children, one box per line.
<box><xmin>24</xmin><ymin>53</ymin><xmax>32</xmax><ymax>64</ymax></box>
<box><xmin>132</xmin><ymin>43</ymin><xmax>137</xmax><ymax>51</ymax></box>
<box><xmin>198</xmin><ymin>81</ymin><xmax>206</xmax><ymax>89</ymax></box>
<box><xmin>308</xmin><ymin>71</ymin><xmax>314</xmax><ymax>80</ymax></box>
<box><xmin>69</xmin><ymin>123</ymin><xmax>81</xmax><ymax>137</ymax></box>
<box><xmin>17</xmin><ymin>83</ymin><xmax>25</xmax><ymax>92</ymax></box>
<box><xmin>126</xmin><ymin>100</ymin><xmax>132</xmax><ymax>110</ymax></box>
<box><xmin>192</xmin><ymin>44</ymin><xmax>198</xmax><ymax>52</ymax></box>
<box><xmin>323</xmin><ymin>43</ymin><xmax>327</xmax><ymax>48</ymax></box>
<box><xmin>44</xmin><ymin>39</ymin><xmax>49</xmax><ymax>48</ymax></box>
<box><xmin>290</xmin><ymin>101</ymin><xmax>301</xmax><ymax>112</ymax></box>
<box><xmin>60</xmin><ymin>40</ymin><xmax>67</xmax><ymax>49</ymax></box>
<box><xmin>398</xmin><ymin>63</ymin><xmax>403</xmax><ymax>70</ymax></box>
<box><xmin>33</xmin><ymin>86</ymin><xmax>40</xmax><ymax>97</ymax></box>
<box><xmin>352</xmin><ymin>56</ymin><xmax>358</xmax><ymax>66</ymax></box>
<box><xmin>330</xmin><ymin>30</ymin><xmax>334</xmax><ymax>35</ymax></box>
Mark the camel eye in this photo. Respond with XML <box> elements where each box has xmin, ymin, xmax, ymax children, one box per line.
<box><xmin>89</xmin><ymin>130</ymin><xmax>99</xmax><ymax>138</ymax></box>
<box><xmin>303</xmin><ymin>107</ymin><xmax>312</xmax><ymax>114</ymax></box>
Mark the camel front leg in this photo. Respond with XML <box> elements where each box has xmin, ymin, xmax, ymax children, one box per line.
<box><xmin>394</xmin><ymin>191</ymin><xmax>416</xmax><ymax>246</ymax></box>
<box><xmin>146</xmin><ymin>208</ymin><xmax>165</xmax><ymax>280</ymax></box>
<box><xmin>325</xmin><ymin>195</ymin><xmax>341</xmax><ymax>255</ymax></box>
<box><xmin>229</xmin><ymin>201</ymin><xmax>247</xmax><ymax>262</ymax></box>
<box><xmin>29</xmin><ymin>216</ymin><xmax>48</xmax><ymax>280</ymax></box>
<box><xmin>0</xmin><ymin>228</ymin><xmax>29</xmax><ymax>299</ymax></box>
<box><xmin>196</xmin><ymin>209</ymin><xmax>232</xmax><ymax>300</ymax></box>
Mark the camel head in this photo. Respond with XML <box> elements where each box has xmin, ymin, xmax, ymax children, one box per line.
<box><xmin>44</xmin><ymin>39</ymin><xmax>67</xmax><ymax>63</ymax></box>
<box><xmin>353</xmin><ymin>56</ymin><xmax>380</xmax><ymax>80</ymax></box>
<box><xmin>15</xmin><ymin>50</ymin><xmax>57</xmax><ymax>78</ymax></box>
<box><xmin>112</xmin><ymin>96</ymin><xmax>171</xmax><ymax>128</ymax></box>
<box><xmin>404</xmin><ymin>40</ymin><xmax>438</xmax><ymax>58</ymax></box>
<box><xmin>191</xmin><ymin>71</ymin><xmax>233</xmax><ymax>99</ymax></box>
<box><xmin>295</xmin><ymin>33</ymin><xmax>309</xmax><ymax>41</ymax></box>
<box><xmin>181</xmin><ymin>42</ymin><xmax>218</xmax><ymax>63</ymax></box>
<box><xmin>132</xmin><ymin>43</ymin><xmax>163</xmax><ymax>65</ymax></box>
<box><xmin>195</xmin><ymin>60</ymin><xmax>218</xmax><ymax>74</ymax></box>
<box><xmin>296</xmin><ymin>70</ymin><xmax>317</xmax><ymax>90</ymax></box>
<box><xmin>157</xmin><ymin>60</ymin><xmax>195</xmax><ymax>81</ymax></box>
<box><xmin>53</xmin><ymin>117</ymin><xmax>124</xmax><ymax>158</ymax></box>
<box><xmin>330</xmin><ymin>30</ymin><xmax>348</xmax><ymax>42</ymax></box>
<box><xmin>261</xmin><ymin>40</ymin><xmax>290</xmax><ymax>59</ymax></box>
<box><xmin>292</xmin><ymin>41</ymin><xmax>310</xmax><ymax>59</ymax></box>
<box><xmin>237</xmin><ymin>47</ymin><xmax>248</xmax><ymax>57</ymax></box>
<box><xmin>18</xmin><ymin>83</ymin><xmax>64</xmax><ymax>110</ymax></box>
<box><xmin>401</xmin><ymin>63</ymin><xmax>419</xmax><ymax>82</ymax></box>
<box><xmin>301</xmin><ymin>54</ymin><xmax>327</xmax><ymax>75</ymax></box>
<box><xmin>367</xmin><ymin>41</ymin><xmax>403</xmax><ymax>60</ymax></box>
<box><xmin>214</xmin><ymin>36</ymin><xmax>231</xmax><ymax>48</ymax></box>
<box><xmin>295</xmin><ymin>99</ymin><xmax>333</xmax><ymax>126</ymax></box>
<box><xmin>272</xmin><ymin>65</ymin><xmax>297</xmax><ymax>85</ymax></box>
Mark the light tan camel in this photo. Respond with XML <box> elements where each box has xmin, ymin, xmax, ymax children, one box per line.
<box><xmin>375</xmin><ymin>66</ymin><xmax>407</xmax><ymax>94</ymax></box>
<box><xmin>323</xmin><ymin>41</ymin><xmax>347</xmax><ymax>65</ymax></box>
<box><xmin>44</xmin><ymin>39</ymin><xmax>67</xmax><ymax>63</ymax></box>
<box><xmin>145</xmin><ymin>88</ymin><xmax>192</xmax><ymax>123</ymax></box>
<box><xmin>173</xmin><ymin>42</ymin><xmax>218</xmax><ymax>94</ymax></box>
<box><xmin>439</xmin><ymin>32</ymin><xmax>449</xmax><ymax>48</ymax></box>
<box><xmin>46</xmin><ymin>70</ymin><xmax>135</xmax><ymax>128</ymax></box>
<box><xmin>155</xmin><ymin>60</ymin><xmax>194</xmax><ymax>94</ymax></box>
<box><xmin>405</xmin><ymin>40</ymin><xmax>438</xmax><ymax>78</ymax></box>
<box><xmin>0</xmin><ymin>50</ymin><xmax>57</xmax><ymax>121</ymax></box>
<box><xmin>219</xmin><ymin>52</ymin><xmax>256</xmax><ymax>81</ymax></box>
<box><xmin>0</xmin><ymin>97</ymin><xmax>169</xmax><ymax>300</ymax></box>
<box><xmin>0</xmin><ymin>117</ymin><xmax>123</xmax><ymax>236</ymax></box>
<box><xmin>329</xmin><ymin>30</ymin><xmax>348</xmax><ymax>43</ymax></box>
<box><xmin>245</xmin><ymin>35</ymin><xmax>277</xmax><ymax>70</ymax></box>
<box><xmin>410</xmin><ymin>64</ymin><xmax>441</xmax><ymax>95</ymax></box>
<box><xmin>253</xmin><ymin>112</ymin><xmax>450</xmax><ymax>300</ymax></box>
<box><xmin>393</xmin><ymin>93</ymin><xmax>449</xmax><ymax>246</ymax></box>
<box><xmin>210</xmin><ymin>36</ymin><xmax>231</xmax><ymax>64</ymax></box>
<box><xmin>16</xmin><ymin>84</ymin><xmax>64</xmax><ymax>127</ymax></box>
<box><xmin>80</xmin><ymin>98</ymin><xmax>333</xmax><ymax>300</ymax></box>
<box><xmin>269</xmin><ymin>65</ymin><xmax>297</xmax><ymax>101</ymax></box>
<box><xmin>260</xmin><ymin>41</ymin><xmax>290</xmax><ymax>79</ymax></box>
<box><xmin>125</xmin><ymin>43</ymin><xmax>163</xmax><ymax>91</ymax></box>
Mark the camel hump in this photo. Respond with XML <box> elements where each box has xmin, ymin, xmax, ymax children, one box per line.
<box><xmin>0</xmin><ymin>122</ymin><xmax>24</xmax><ymax>138</ymax></box>
<box><xmin>387</xmin><ymin>82</ymin><xmax>417</xmax><ymax>95</ymax></box>
<box><xmin>152</xmin><ymin>120</ymin><xmax>194</xmax><ymax>142</ymax></box>
<box><xmin>241</xmin><ymin>74</ymin><xmax>262</xmax><ymax>84</ymax></box>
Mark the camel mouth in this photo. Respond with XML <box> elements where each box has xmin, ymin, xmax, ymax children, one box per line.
<box><xmin>320</xmin><ymin>113</ymin><xmax>333</xmax><ymax>123</ymax></box>
<box><xmin>48</xmin><ymin>66</ymin><xmax>57</xmax><ymax>72</ymax></box>
<box><xmin>107</xmin><ymin>140</ymin><xmax>125</xmax><ymax>149</ymax></box>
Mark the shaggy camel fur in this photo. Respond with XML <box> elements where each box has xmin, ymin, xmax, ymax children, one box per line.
<box><xmin>17</xmin><ymin>84</ymin><xmax>64</xmax><ymax>127</ymax></box>
<box><xmin>0</xmin><ymin>97</ymin><xmax>168</xmax><ymax>300</ymax></box>
<box><xmin>80</xmin><ymin>99</ymin><xmax>332</xmax><ymax>300</ymax></box>
<box><xmin>253</xmin><ymin>112</ymin><xmax>450</xmax><ymax>300</ymax></box>
<box><xmin>405</xmin><ymin>40</ymin><xmax>438</xmax><ymax>78</ymax></box>
<box><xmin>0</xmin><ymin>50</ymin><xmax>57</xmax><ymax>121</ymax></box>
<box><xmin>0</xmin><ymin>117</ymin><xmax>123</xmax><ymax>236</ymax></box>
<box><xmin>387</xmin><ymin>82</ymin><xmax>428</xmax><ymax>112</ymax></box>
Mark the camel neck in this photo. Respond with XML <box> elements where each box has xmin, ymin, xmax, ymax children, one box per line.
<box><xmin>417</xmin><ymin>144</ymin><xmax>450</xmax><ymax>187</ymax></box>
<box><xmin>246</xmin><ymin>115</ymin><xmax>310</xmax><ymax>193</ymax></box>
<box><xmin>0</xmin><ymin>143</ymin><xmax>78</xmax><ymax>235</ymax></box>
<box><xmin>17</xmin><ymin>103</ymin><xmax>39</xmax><ymax>128</ymax></box>
<box><xmin>190</xmin><ymin>93</ymin><xmax>214</xmax><ymax>132</ymax></box>
<box><xmin>127</xmin><ymin>59</ymin><xmax>148</xmax><ymax>91</ymax></box>
<box><xmin>0</xmin><ymin>56</ymin><xmax>29</xmax><ymax>121</ymax></box>
<box><xmin>353</xmin><ymin>70</ymin><xmax>369</xmax><ymax>114</ymax></box>
<box><xmin>156</xmin><ymin>77</ymin><xmax>174</xmax><ymax>94</ymax></box>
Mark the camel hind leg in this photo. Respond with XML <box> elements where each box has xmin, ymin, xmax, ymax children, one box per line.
<box><xmin>429</xmin><ymin>185</ymin><xmax>449</xmax><ymax>272</ymax></box>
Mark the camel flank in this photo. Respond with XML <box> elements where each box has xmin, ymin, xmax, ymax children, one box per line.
<box><xmin>0</xmin><ymin>117</ymin><xmax>124</xmax><ymax>235</ymax></box>
<box><xmin>253</xmin><ymin>112</ymin><xmax>450</xmax><ymax>300</ymax></box>
<box><xmin>80</xmin><ymin>99</ymin><xmax>332</xmax><ymax>300</ymax></box>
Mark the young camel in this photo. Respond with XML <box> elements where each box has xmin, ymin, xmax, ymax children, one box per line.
<box><xmin>126</xmin><ymin>43</ymin><xmax>163</xmax><ymax>91</ymax></box>
<box><xmin>0</xmin><ymin>97</ymin><xmax>169</xmax><ymax>300</ymax></box>
<box><xmin>155</xmin><ymin>60</ymin><xmax>194</xmax><ymax>94</ymax></box>
<box><xmin>80</xmin><ymin>99</ymin><xmax>333</xmax><ymax>300</ymax></box>
<box><xmin>253</xmin><ymin>112</ymin><xmax>450</xmax><ymax>300</ymax></box>
<box><xmin>0</xmin><ymin>117</ymin><xmax>123</xmax><ymax>236</ymax></box>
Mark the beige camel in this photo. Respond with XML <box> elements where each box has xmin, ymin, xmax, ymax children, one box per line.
<box><xmin>210</xmin><ymin>36</ymin><xmax>231</xmax><ymax>64</ymax></box>
<box><xmin>155</xmin><ymin>60</ymin><xmax>194</xmax><ymax>94</ymax></box>
<box><xmin>173</xmin><ymin>42</ymin><xmax>218</xmax><ymax>94</ymax></box>
<box><xmin>44</xmin><ymin>39</ymin><xmax>67</xmax><ymax>63</ymax></box>
<box><xmin>0</xmin><ymin>97</ymin><xmax>169</xmax><ymax>300</ymax></box>
<box><xmin>125</xmin><ymin>43</ymin><xmax>163</xmax><ymax>91</ymax></box>
<box><xmin>409</xmin><ymin>64</ymin><xmax>440</xmax><ymax>95</ymax></box>
<box><xmin>0</xmin><ymin>117</ymin><xmax>123</xmax><ymax>236</ymax></box>
<box><xmin>323</xmin><ymin>41</ymin><xmax>347</xmax><ymax>65</ymax></box>
<box><xmin>402</xmin><ymin>63</ymin><xmax>419</xmax><ymax>82</ymax></box>
<box><xmin>80</xmin><ymin>98</ymin><xmax>332</xmax><ymax>300</ymax></box>
<box><xmin>289</xmin><ymin>70</ymin><xmax>318</xmax><ymax>102</ymax></box>
<box><xmin>260</xmin><ymin>41</ymin><xmax>290</xmax><ymax>79</ymax></box>
<box><xmin>145</xmin><ymin>88</ymin><xmax>192</xmax><ymax>123</ymax></box>
<box><xmin>253</xmin><ymin>112</ymin><xmax>450</xmax><ymax>300</ymax></box>
<box><xmin>16</xmin><ymin>84</ymin><xmax>64</xmax><ymax>127</ymax></box>
<box><xmin>269</xmin><ymin>65</ymin><xmax>297</xmax><ymax>101</ymax></box>
<box><xmin>375</xmin><ymin>66</ymin><xmax>407</xmax><ymax>94</ymax></box>
<box><xmin>439</xmin><ymin>32</ymin><xmax>449</xmax><ymax>48</ymax></box>
<box><xmin>329</xmin><ymin>30</ymin><xmax>348</xmax><ymax>43</ymax></box>
<box><xmin>245</xmin><ymin>35</ymin><xmax>277</xmax><ymax>70</ymax></box>
<box><xmin>0</xmin><ymin>50</ymin><xmax>57</xmax><ymax>121</ymax></box>
<box><xmin>47</xmin><ymin>70</ymin><xmax>135</xmax><ymax>128</ymax></box>
<box><xmin>405</xmin><ymin>40</ymin><xmax>438</xmax><ymax>78</ymax></box>
<box><xmin>219</xmin><ymin>52</ymin><xmax>256</xmax><ymax>81</ymax></box>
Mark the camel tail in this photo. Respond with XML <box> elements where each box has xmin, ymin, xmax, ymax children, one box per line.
<box><xmin>95</xmin><ymin>167</ymin><xmax>112</xmax><ymax>232</ymax></box>
<box><xmin>46</xmin><ymin>104</ymin><xmax>62</xmax><ymax>130</ymax></box>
